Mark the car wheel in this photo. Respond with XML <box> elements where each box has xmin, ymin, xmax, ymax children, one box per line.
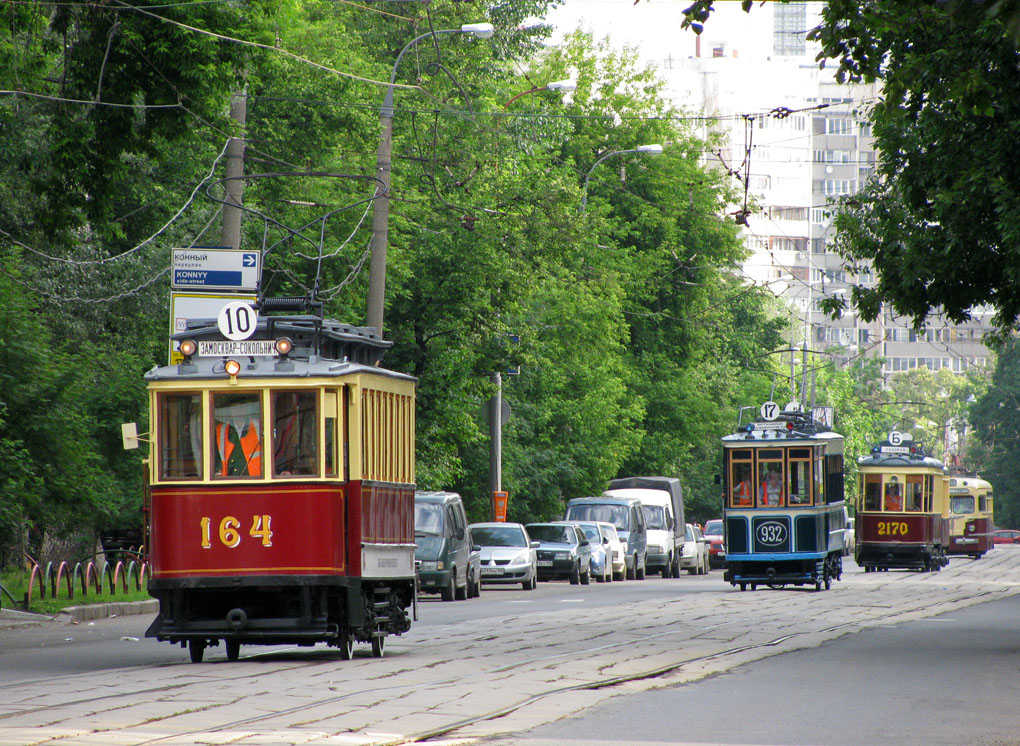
<box><xmin>636</xmin><ymin>556</ymin><xmax>646</xmax><ymax>580</ymax></box>
<box><xmin>570</xmin><ymin>562</ymin><xmax>580</xmax><ymax>585</ymax></box>
<box><xmin>580</xmin><ymin>564</ymin><xmax>591</xmax><ymax>585</ymax></box>
<box><xmin>441</xmin><ymin>571</ymin><xmax>456</xmax><ymax>602</ymax></box>
<box><xmin>672</xmin><ymin>553</ymin><xmax>682</xmax><ymax>578</ymax></box>
<box><xmin>626</xmin><ymin>556</ymin><xmax>636</xmax><ymax>580</ymax></box>
<box><xmin>455</xmin><ymin>570</ymin><xmax>468</xmax><ymax>601</ymax></box>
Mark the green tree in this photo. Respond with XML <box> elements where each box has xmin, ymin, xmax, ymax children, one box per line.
<box><xmin>970</xmin><ymin>337</ymin><xmax>1020</xmax><ymax>527</ymax></box>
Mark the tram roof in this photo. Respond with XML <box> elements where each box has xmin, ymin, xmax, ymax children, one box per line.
<box><xmin>146</xmin><ymin>315</ymin><xmax>415</xmax><ymax>383</ymax></box>
<box><xmin>858</xmin><ymin>441</ymin><xmax>946</xmax><ymax>470</ymax></box>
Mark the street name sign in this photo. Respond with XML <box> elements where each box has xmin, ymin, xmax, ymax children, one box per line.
<box><xmin>172</xmin><ymin>248</ymin><xmax>260</xmax><ymax>291</ymax></box>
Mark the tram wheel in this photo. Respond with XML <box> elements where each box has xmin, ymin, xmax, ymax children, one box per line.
<box><xmin>739</xmin><ymin>583</ymin><xmax>746</xmax><ymax>592</ymax></box>
<box><xmin>824</xmin><ymin>575</ymin><xmax>832</xmax><ymax>590</ymax></box>
<box><xmin>225</xmin><ymin>639</ymin><xmax>240</xmax><ymax>662</ymax></box>
<box><xmin>371</xmin><ymin>635</ymin><xmax>385</xmax><ymax>659</ymax></box>
<box><xmin>339</xmin><ymin>632</ymin><xmax>354</xmax><ymax>661</ymax></box>
<box><xmin>188</xmin><ymin>640</ymin><xmax>206</xmax><ymax>664</ymax></box>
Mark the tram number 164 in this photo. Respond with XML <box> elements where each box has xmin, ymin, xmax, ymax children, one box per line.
<box><xmin>200</xmin><ymin>515</ymin><xmax>274</xmax><ymax>549</ymax></box>
<box><xmin>876</xmin><ymin>521</ymin><xmax>908</xmax><ymax>537</ymax></box>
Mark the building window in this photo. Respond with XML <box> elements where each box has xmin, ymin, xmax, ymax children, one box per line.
<box><xmin>826</xmin><ymin>118</ymin><xmax>853</xmax><ymax>135</ymax></box>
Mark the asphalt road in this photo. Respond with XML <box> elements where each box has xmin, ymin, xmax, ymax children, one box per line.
<box><xmin>478</xmin><ymin>592</ymin><xmax>1020</xmax><ymax>746</ymax></box>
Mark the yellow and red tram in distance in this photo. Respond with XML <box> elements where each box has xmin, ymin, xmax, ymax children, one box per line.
<box><xmin>144</xmin><ymin>312</ymin><xmax>416</xmax><ymax>662</ymax></box>
<box><xmin>855</xmin><ymin>433</ymin><xmax>950</xmax><ymax>572</ymax></box>
<box><xmin>946</xmin><ymin>476</ymin><xmax>994</xmax><ymax>559</ymax></box>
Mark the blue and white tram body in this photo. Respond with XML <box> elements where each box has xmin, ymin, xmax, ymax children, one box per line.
<box><xmin>721</xmin><ymin>406</ymin><xmax>846</xmax><ymax>591</ymax></box>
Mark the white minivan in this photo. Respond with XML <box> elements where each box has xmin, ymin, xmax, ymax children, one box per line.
<box><xmin>605</xmin><ymin>477</ymin><xmax>685</xmax><ymax>578</ymax></box>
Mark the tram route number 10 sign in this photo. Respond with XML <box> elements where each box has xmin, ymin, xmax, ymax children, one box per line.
<box><xmin>218</xmin><ymin>301</ymin><xmax>258</xmax><ymax>341</ymax></box>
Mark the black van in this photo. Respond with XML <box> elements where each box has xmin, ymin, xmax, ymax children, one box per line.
<box><xmin>414</xmin><ymin>491</ymin><xmax>478</xmax><ymax>600</ymax></box>
<box><xmin>564</xmin><ymin>496</ymin><xmax>648</xmax><ymax>579</ymax></box>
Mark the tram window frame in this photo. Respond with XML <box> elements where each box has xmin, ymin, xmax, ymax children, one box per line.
<box><xmin>211</xmin><ymin>391</ymin><xmax>264</xmax><ymax>479</ymax></box>
<box><xmin>863</xmin><ymin>474</ymin><xmax>882</xmax><ymax>511</ymax></box>
<box><xmin>157</xmin><ymin>392</ymin><xmax>203</xmax><ymax>480</ymax></box>
<box><xmin>757</xmin><ymin>449</ymin><xmax>785</xmax><ymax>508</ymax></box>
<box><xmin>924</xmin><ymin>475</ymin><xmax>934</xmax><ymax>512</ymax></box>
<box><xmin>814</xmin><ymin>446</ymin><xmax>825</xmax><ymax>504</ymax></box>
<box><xmin>271</xmin><ymin>389</ymin><xmax>320</xmax><ymax>478</ymax></box>
<box><xmin>786</xmin><ymin>448</ymin><xmax>813</xmax><ymax>506</ymax></box>
<box><xmin>883</xmin><ymin>477</ymin><xmax>903</xmax><ymax>512</ymax></box>
<box><xmin>905</xmin><ymin>475</ymin><xmax>924</xmax><ymax>512</ymax></box>
<box><xmin>728</xmin><ymin>449</ymin><xmax>754</xmax><ymax>508</ymax></box>
<box><xmin>324</xmin><ymin>388</ymin><xmax>341</xmax><ymax>478</ymax></box>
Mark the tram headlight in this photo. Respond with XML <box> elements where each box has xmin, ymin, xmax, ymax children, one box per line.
<box><xmin>224</xmin><ymin>359</ymin><xmax>241</xmax><ymax>377</ymax></box>
<box><xmin>179</xmin><ymin>339</ymin><xmax>197</xmax><ymax>359</ymax></box>
<box><xmin>275</xmin><ymin>337</ymin><xmax>293</xmax><ymax>356</ymax></box>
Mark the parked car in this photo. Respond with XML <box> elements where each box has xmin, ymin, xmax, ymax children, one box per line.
<box><xmin>527</xmin><ymin>523</ymin><xmax>592</xmax><ymax>585</ymax></box>
<box><xmin>557</xmin><ymin>520</ymin><xmax>614</xmax><ymax>582</ymax></box>
<box><xmin>844</xmin><ymin>517</ymin><xmax>856</xmax><ymax>556</ymax></box>
<box><xmin>414</xmin><ymin>491</ymin><xmax>473</xmax><ymax>601</ymax></box>
<box><xmin>679</xmin><ymin>523</ymin><xmax>710</xmax><ymax>575</ymax></box>
<box><xmin>564</xmin><ymin>495</ymin><xmax>648</xmax><ymax>579</ymax></box>
<box><xmin>469</xmin><ymin>522</ymin><xmax>538</xmax><ymax>590</ymax></box>
<box><xmin>704</xmin><ymin>518</ymin><xmax>725</xmax><ymax>568</ymax></box>
<box><xmin>465</xmin><ymin>526</ymin><xmax>482</xmax><ymax>598</ymax></box>
<box><xmin>992</xmin><ymin>529</ymin><xmax>1020</xmax><ymax>545</ymax></box>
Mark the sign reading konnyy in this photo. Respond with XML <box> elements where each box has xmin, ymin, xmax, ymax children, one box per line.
<box><xmin>172</xmin><ymin>248</ymin><xmax>260</xmax><ymax>291</ymax></box>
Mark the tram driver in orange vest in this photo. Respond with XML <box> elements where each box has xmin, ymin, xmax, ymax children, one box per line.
<box><xmin>215</xmin><ymin>420</ymin><xmax>262</xmax><ymax>477</ymax></box>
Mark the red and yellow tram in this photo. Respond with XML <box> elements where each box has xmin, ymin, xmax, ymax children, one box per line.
<box><xmin>856</xmin><ymin>434</ymin><xmax>950</xmax><ymax>572</ymax></box>
<box><xmin>946</xmin><ymin>476</ymin><xmax>994</xmax><ymax>558</ymax></box>
<box><xmin>144</xmin><ymin>312</ymin><xmax>416</xmax><ymax>662</ymax></box>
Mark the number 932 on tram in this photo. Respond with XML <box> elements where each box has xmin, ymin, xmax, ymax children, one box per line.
<box><xmin>142</xmin><ymin>311</ymin><xmax>416</xmax><ymax>663</ymax></box>
<box><xmin>855</xmin><ymin>433</ymin><xmax>950</xmax><ymax>573</ymax></box>
<box><xmin>721</xmin><ymin>402</ymin><xmax>846</xmax><ymax>592</ymax></box>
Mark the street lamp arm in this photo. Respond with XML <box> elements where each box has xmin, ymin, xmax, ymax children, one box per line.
<box><xmin>502</xmin><ymin>80</ymin><xmax>575</xmax><ymax>108</ymax></box>
<box><xmin>381</xmin><ymin>28</ymin><xmax>461</xmax><ymax>117</ymax></box>
<box><xmin>580</xmin><ymin>144</ymin><xmax>663</xmax><ymax>211</ymax></box>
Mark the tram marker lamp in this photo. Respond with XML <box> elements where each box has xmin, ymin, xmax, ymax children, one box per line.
<box><xmin>224</xmin><ymin>359</ymin><xmax>241</xmax><ymax>378</ymax></box>
<box><xmin>275</xmin><ymin>336</ymin><xmax>295</xmax><ymax>372</ymax></box>
<box><xmin>179</xmin><ymin>339</ymin><xmax>197</xmax><ymax>359</ymax></box>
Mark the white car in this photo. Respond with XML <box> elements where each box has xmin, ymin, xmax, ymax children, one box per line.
<box><xmin>469</xmin><ymin>522</ymin><xmax>538</xmax><ymax>590</ymax></box>
<box><xmin>679</xmin><ymin>523</ymin><xmax>710</xmax><ymax>575</ymax></box>
<box><xmin>597</xmin><ymin>521</ymin><xmax>627</xmax><ymax>581</ymax></box>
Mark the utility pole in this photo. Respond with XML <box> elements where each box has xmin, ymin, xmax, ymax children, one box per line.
<box><xmin>489</xmin><ymin>372</ymin><xmax>502</xmax><ymax>520</ymax></box>
<box><xmin>221</xmin><ymin>91</ymin><xmax>246</xmax><ymax>249</ymax></box>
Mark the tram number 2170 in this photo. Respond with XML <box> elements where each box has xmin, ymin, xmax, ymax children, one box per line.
<box><xmin>876</xmin><ymin>521</ymin><xmax>908</xmax><ymax>537</ymax></box>
<box><xmin>200</xmin><ymin>514</ymin><xmax>274</xmax><ymax>549</ymax></box>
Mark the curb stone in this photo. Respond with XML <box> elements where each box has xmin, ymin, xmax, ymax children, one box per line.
<box><xmin>0</xmin><ymin>599</ymin><xmax>158</xmax><ymax>628</ymax></box>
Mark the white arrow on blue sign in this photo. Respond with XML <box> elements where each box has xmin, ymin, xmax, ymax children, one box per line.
<box><xmin>171</xmin><ymin>248</ymin><xmax>260</xmax><ymax>291</ymax></box>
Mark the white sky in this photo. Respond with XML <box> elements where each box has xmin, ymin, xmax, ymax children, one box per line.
<box><xmin>542</xmin><ymin>0</ymin><xmax>777</xmax><ymax>64</ymax></box>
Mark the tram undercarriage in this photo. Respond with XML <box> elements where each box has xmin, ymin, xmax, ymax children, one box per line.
<box><xmin>857</xmin><ymin>543</ymin><xmax>948</xmax><ymax>573</ymax></box>
<box><xmin>724</xmin><ymin>551</ymin><xmax>843</xmax><ymax>591</ymax></box>
<box><xmin>147</xmin><ymin>576</ymin><xmax>415</xmax><ymax>662</ymax></box>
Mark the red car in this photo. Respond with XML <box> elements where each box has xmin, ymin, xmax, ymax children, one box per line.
<box><xmin>704</xmin><ymin>519</ymin><xmax>726</xmax><ymax>568</ymax></box>
<box><xmin>992</xmin><ymin>529</ymin><xmax>1020</xmax><ymax>545</ymax></box>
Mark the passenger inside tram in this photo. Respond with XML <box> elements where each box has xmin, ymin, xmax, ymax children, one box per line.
<box><xmin>884</xmin><ymin>482</ymin><xmax>903</xmax><ymax>511</ymax></box>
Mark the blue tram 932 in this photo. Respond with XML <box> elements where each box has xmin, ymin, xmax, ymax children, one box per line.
<box><xmin>721</xmin><ymin>402</ymin><xmax>846</xmax><ymax>591</ymax></box>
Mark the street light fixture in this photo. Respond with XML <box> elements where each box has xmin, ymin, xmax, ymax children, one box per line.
<box><xmin>502</xmin><ymin>79</ymin><xmax>576</xmax><ymax>108</ymax></box>
<box><xmin>580</xmin><ymin>144</ymin><xmax>664</xmax><ymax>211</ymax></box>
<box><xmin>366</xmin><ymin>22</ymin><xmax>495</xmax><ymax>335</ymax></box>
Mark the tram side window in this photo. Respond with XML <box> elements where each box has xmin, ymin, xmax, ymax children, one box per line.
<box><xmin>324</xmin><ymin>389</ymin><xmax>340</xmax><ymax>478</ymax></box>
<box><xmin>814</xmin><ymin>448</ymin><xmax>825</xmax><ymax>504</ymax></box>
<box><xmin>213</xmin><ymin>392</ymin><xmax>263</xmax><ymax>478</ymax></box>
<box><xmin>730</xmin><ymin>451</ymin><xmax>754</xmax><ymax>507</ymax></box>
<box><xmin>272</xmin><ymin>390</ymin><xmax>318</xmax><ymax>477</ymax></box>
<box><xmin>905</xmin><ymin>475</ymin><xmax>924</xmax><ymax>512</ymax></box>
<box><xmin>158</xmin><ymin>393</ymin><xmax>202</xmax><ymax>479</ymax></box>
<box><xmin>757</xmin><ymin>450</ymin><xmax>785</xmax><ymax>508</ymax></box>
<box><xmin>884</xmin><ymin>479</ymin><xmax>903</xmax><ymax>511</ymax></box>
<box><xmin>787</xmin><ymin>449</ymin><xmax>812</xmax><ymax>505</ymax></box>
<box><xmin>863</xmin><ymin>474</ymin><xmax>882</xmax><ymax>511</ymax></box>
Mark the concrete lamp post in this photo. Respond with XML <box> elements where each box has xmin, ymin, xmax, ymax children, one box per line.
<box><xmin>366</xmin><ymin>22</ymin><xmax>495</xmax><ymax>336</ymax></box>
<box><xmin>580</xmin><ymin>144</ymin><xmax>664</xmax><ymax>211</ymax></box>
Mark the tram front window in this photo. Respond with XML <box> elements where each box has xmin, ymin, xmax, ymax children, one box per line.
<box><xmin>158</xmin><ymin>393</ymin><xmax>202</xmax><ymax>479</ymax></box>
<box><xmin>884</xmin><ymin>481</ymin><xmax>903</xmax><ymax>511</ymax></box>
<box><xmin>272</xmin><ymin>391</ymin><xmax>318</xmax><ymax>477</ymax></box>
<box><xmin>905</xmin><ymin>476</ymin><xmax>924</xmax><ymax>512</ymax></box>
<box><xmin>863</xmin><ymin>475</ymin><xmax>882</xmax><ymax>511</ymax></box>
<box><xmin>787</xmin><ymin>450</ymin><xmax>812</xmax><ymax>505</ymax></box>
<box><xmin>730</xmin><ymin>459</ymin><xmax>753</xmax><ymax>507</ymax></box>
<box><xmin>213</xmin><ymin>392</ymin><xmax>263</xmax><ymax>478</ymax></box>
<box><xmin>952</xmin><ymin>495</ymin><xmax>976</xmax><ymax>515</ymax></box>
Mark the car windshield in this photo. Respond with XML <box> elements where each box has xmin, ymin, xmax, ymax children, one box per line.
<box><xmin>414</xmin><ymin>503</ymin><xmax>443</xmax><ymax>536</ymax></box>
<box><xmin>600</xmin><ymin>524</ymin><xmax>619</xmax><ymax>541</ymax></box>
<box><xmin>471</xmin><ymin>526</ymin><xmax>527</xmax><ymax>547</ymax></box>
<box><xmin>566</xmin><ymin>504</ymin><xmax>628</xmax><ymax>530</ymax></box>
<box><xmin>684</xmin><ymin>524</ymin><xmax>694</xmax><ymax>541</ymax></box>
<box><xmin>642</xmin><ymin>505</ymin><xmax>667</xmax><ymax>530</ymax></box>
<box><xmin>579</xmin><ymin>525</ymin><xmax>601</xmax><ymax>543</ymax></box>
<box><xmin>528</xmin><ymin>525</ymin><xmax>574</xmax><ymax>544</ymax></box>
<box><xmin>705</xmin><ymin>520</ymin><xmax>723</xmax><ymax>536</ymax></box>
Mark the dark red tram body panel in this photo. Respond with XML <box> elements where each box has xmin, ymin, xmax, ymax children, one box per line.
<box><xmin>947</xmin><ymin>516</ymin><xmax>994</xmax><ymax>556</ymax></box>
<box><xmin>150</xmin><ymin>483</ymin><xmax>349</xmax><ymax>579</ymax></box>
<box><xmin>857</xmin><ymin>512</ymin><xmax>950</xmax><ymax>570</ymax></box>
